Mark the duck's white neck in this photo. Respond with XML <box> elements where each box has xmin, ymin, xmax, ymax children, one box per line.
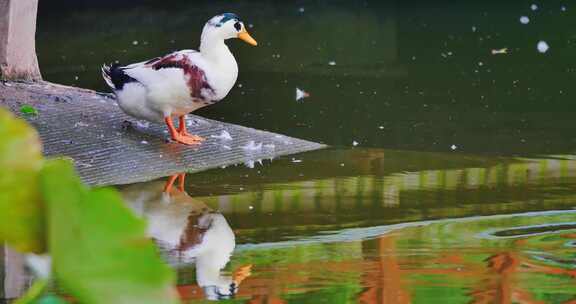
<box><xmin>198</xmin><ymin>28</ymin><xmax>239</xmax><ymax>100</ymax></box>
<box><xmin>199</xmin><ymin>30</ymin><xmax>232</xmax><ymax>62</ymax></box>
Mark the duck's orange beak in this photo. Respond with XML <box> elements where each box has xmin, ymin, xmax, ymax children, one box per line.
<box><xmin>238</xmin><ymin>30</ymin><xmax>257</xmax><ymax>46</ymax></box>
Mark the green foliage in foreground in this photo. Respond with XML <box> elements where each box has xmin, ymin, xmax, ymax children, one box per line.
<box><xmin>42</xmin><ymin>160</ymin><xmax>179</xmax><ymax>304</ymax></box>
<box><xmin>0</xmin><ymin>107</ymin><xmax>180</xmax><ymax>303</ymax></box>
<box><xmin>0</xmin><ymin>108</ymin><xmax>45</xmax><ymax>253</ymax></box>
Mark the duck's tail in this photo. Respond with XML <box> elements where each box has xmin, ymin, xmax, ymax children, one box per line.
<box><xmin>101</xmin><ymin>63</ymin><xmax>137</xmax><ymax>91</ymax></box>
<box><xmin>101</xmin><ymin>63</ymin><xmax>115</xmax><ymax>90</ymax></box>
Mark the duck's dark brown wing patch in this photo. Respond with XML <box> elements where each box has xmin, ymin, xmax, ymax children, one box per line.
<box><xmin>143</xmin><ymin>57</ymin><xmax>162</xmax><ymax>65</ymax></box>
<box><xmin>177</xmin><ymin>211</ymin><xmax>214</xmax><ymax>252</ymax></box>
<box><xmin>150</xmin><ymin>53</ymin><xmax>214</xmax><ymax>99</ymax></box>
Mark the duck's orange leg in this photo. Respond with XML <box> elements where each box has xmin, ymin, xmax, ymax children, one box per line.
<box><xmin>163</xmin><ymin>174</ymin><xmax>179</xmax><ymax>193</ymax></box>
<box><xmin>177</xmin><ymin>173</ymin><xmax>186</xmax><ymax>192</ymax></box>
<box><xmin>164</xmin><ymin>116</ymin><xmax>203</xmax><ymax>145</ymax></box>
<box><xmin>163</xmin><ymin>173</ymin><xmax>187</xmax><ymax>194</ymax></box>
<box><xmin>177</xmin><ymin>116</ymin><xmax>204</xmax><ymax>142</ymax></box>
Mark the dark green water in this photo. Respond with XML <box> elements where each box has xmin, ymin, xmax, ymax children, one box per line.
<box><xmin>3</xmin><ymin>1</ymin><xmax>574</xmax><ymax>303</ymax></box>
<box><xmin>37</xmin><ymin>0</ymin><xmax>576</xmax><ymax>154</ymax></box>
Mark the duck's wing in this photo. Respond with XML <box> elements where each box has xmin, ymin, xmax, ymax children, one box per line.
<box><xmin>118</xmin><ymin>50</ymin><xmax>213</xmax><ymax>100</ymax></box>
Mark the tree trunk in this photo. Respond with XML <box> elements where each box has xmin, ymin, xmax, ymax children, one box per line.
<box><xmin>0</xmin><ymin>0</ymin><xmax>42</xmax><ymax>81</ymax></box>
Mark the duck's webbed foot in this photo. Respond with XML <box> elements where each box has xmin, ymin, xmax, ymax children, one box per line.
<box><xmin>173</xmin><ymin>134</ymin><xmax>204</xmax><ymax>145</ymax></box>
<box><xmin>178</xmin><ymin>116</ymin><xmax>205</xmax><ymax>141</ymax></box>
<box><xmin>165</xmin><ymin>116</ymin><xmax>205</xmax><ymax>145</ymax></box>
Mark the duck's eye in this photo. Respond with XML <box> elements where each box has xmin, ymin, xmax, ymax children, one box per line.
<box><xmin>234</xmin><ymin>22</ymin><xmax>242</xmax><ymax>31</ymax></box>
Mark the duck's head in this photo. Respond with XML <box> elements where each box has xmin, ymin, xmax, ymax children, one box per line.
<box><xmin>202</xmin><ymin>13</ymin><xmax>257</xmax><ymax>46</ymax></box>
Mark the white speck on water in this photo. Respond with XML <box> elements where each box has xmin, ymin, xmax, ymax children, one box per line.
<box><xmin>352</xmin><ymin>140</ymin><xmax>359</xmax><ymax>146</ymax></box>
<box><xmin>537</xmin><ymin>41</ymin><xmax>549</xmax><ymax>53</ymax></box>
<box><xmin>328</xmin><ymin>61</ymin><xmax>336</xmax><ymax>66</ymax></box>
<box><xmin>531</xmin><ymin>4</ymin><xmax>538</xmax><ymax>11</ymax></box>
<box><xmin>451</xmin><ymin>144</ymin><xmax>458</xmax><ymax>150</ymax></box>
<box><xmin>478</xmin><ymin>62</ymin><xmax>484</xmax><ymax>66</ymax></box>
<box><xmin>472</xmin><ymin>26</ymin><xmax>477</xmax><ymax>32</ymax></box>
<box><xmin>248</xmin><ymin>23</ymin><xmax>254</xmax><ymax>28</ymax></box>
<box><xmin>296</xmin><ymin>87</ymin><xmax>310</xmax><ymax>101</ymax></box>
<box><xmin>74</xmin><ymin>76</ymin><xmax>79</xmax><ymax>80</ymax></box>
<box><xmin>491</xmin><ymin>48</ymin><xmax>508</xmax><ymax>55</ymax></box>
<box><xmin>340</xmin><ymin>163</ymin><xmax>345</xmax><ymax>167</ymax></box>
<box><xmin>298</xmin><ymin>7</ymin><xmax>305</xmax><ymax>13</ymax></box>
<box><xmin>520</xmin><ymin>16</ymin><xmax>530</xmax><ymax>24</ymax></box>
<box><xmin>412</xmin><ymin>56</ymin><xmax>417</xmax><ymax>61</ymax></box>
<box><xmin>561</xmin><ymin>6</ymin><xmax>567</xmax><ymax>11</ymax></box>
<box><xmin>132</xmin><ymin>40</ymin><xmax>139</xmax><ymax>45</ymax></box>
<box><xmin>241</xmin><ymin>141</ymin><xmax>263</xmax><ymax>151</ymax></box>
<box><xmin>379</xmin><ymin>126</ymin><xmax>384</xmax><ymax>130</ymax></box>
<box><xmin>211</xmin><ymin>130</ymin><xmax>233</xmax><ymax>141</ymax></box>
<box><xmin>140</xmin><ymin>140</ymin><xmax>149</xmax><ymax>145</ymax></box>
<box><xmin>237</xmin><ymin>83</ymin><xmax>243</xmax><ymax>88</ymax></box>
<box><xmin>292</xmin><ymin>159</ymin><xmax>302</xmax><ymax>163</ymax></box>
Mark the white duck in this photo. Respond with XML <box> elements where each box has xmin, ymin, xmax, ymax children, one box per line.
<box><xmin>121</xmin><ymin>174</ymin><xmax>252</xmax><ymax>300</ymax></box>
<box><xmin>102</xmin><ymin>13</ymin><xmax>257</xmax><ymax>145</ymax></box>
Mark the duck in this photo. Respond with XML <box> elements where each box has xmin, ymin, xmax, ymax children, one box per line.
<box><xmin>121</xmin><ymin>173</ymin><xmax>252</xmax><ymax>300</ymax></box>
<box><xmin>102</xmin><ymin>13</ymin><xmax>257</xmax><ymax>145</ymax></box>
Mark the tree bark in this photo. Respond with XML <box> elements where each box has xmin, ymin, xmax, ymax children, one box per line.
<box><xmin>0</xmin><ymin>0</ymin><xmax>42</xmax><ymax>81</ymax></box>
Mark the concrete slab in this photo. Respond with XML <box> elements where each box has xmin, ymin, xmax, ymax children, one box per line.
<box><xmin>0</xmin><ymin>81</ymin><xmax>326</xmax><ymax>186</ymax></box>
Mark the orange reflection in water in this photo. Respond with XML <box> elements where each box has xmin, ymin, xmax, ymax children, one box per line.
<box><xmin>175</xmin><ymin>231</ymin><xmax>575</xmax><ymax>303</ymax></box>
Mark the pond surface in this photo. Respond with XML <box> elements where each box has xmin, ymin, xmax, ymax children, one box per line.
<box><xmin>116</xmin><ymin>148</ymin><xmax>576</xmax><ymax>303</ymax></box>
<box><xmin>3</xmin><ymin>1</ymin><xmax>574</xmax><ymax>303</ymax></box>
<box><xmin>37</xmin><ymin>0</ymin><xmax>576</xmax><ymax>154</ymax></box>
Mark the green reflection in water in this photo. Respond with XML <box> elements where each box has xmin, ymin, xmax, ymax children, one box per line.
<box><xmin>116</xmin><ymin>148</ymin><xmax>576</xmax><ymax>302</ymax></box>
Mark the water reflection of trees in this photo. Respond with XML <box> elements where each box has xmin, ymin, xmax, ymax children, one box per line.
<box><xmin>196</xmin><ymin>154</ymin><xmax>576</xmax><ymax>240</ymax></box>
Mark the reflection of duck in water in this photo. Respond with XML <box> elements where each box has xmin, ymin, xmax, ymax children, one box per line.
<box><xmin>121</xmin><ymin>173</ymin><xmax>251</xmax><ymax>300</ymax></box>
